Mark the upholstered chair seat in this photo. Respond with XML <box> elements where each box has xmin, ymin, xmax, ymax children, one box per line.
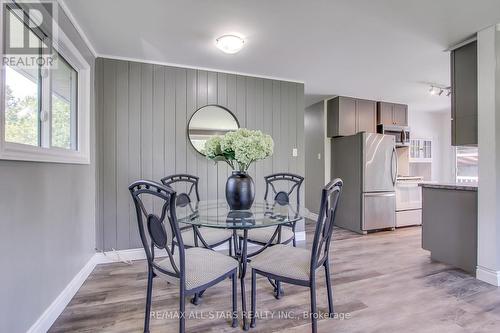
<box><xmin>250</xmin><ymin>244</ymin><xmax>312</xmax><ymax>281</ymax></box>
<box><xmin>157</xmin><ymin>247</ymin><xmax>238</xmax><ymax>289</ymax></box>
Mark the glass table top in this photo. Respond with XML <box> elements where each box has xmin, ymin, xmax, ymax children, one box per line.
<box><xmin>176</xmin><ymin>200</ymin><xmax>302</xmax><ymax>229</ymax></box>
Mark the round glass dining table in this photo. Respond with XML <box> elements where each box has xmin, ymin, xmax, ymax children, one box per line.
<box><xmin>176</xmin><ymin>199</ymin><xmax>302</xmax><ymax>330</ymax></box>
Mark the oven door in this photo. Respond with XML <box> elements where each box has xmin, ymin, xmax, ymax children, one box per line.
<box><xmin>395</xmin><ymin>181</ymin><xmax>422</xmax><ymax>211</ymax></box>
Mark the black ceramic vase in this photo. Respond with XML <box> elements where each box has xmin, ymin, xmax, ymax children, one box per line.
<box><xmin>225</xmin><ymin>171</ymin><xmax>255</xmax><ymax>210</ymax></box>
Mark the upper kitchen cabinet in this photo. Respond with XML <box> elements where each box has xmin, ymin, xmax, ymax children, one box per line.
<box><xmin>356</xmin><ymin>99</ymin><xmax>378</xmax><ymax>133</ymax></box>
<box><xmin>377</xmin><ymin>102</ymin><xmax>408</xmax><ymax>126</ymax></box>
<box><xmin>327</xmin><ymin>96</ymin><xmax>376</xmax><ymax>137</ymax></box>
<box><xmin>451</xmin><ymin>40</ymin><xmax>477</xmax><ymax>146</ymax></box>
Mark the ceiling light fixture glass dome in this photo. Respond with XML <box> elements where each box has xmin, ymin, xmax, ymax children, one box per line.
<box><xmin>215</xmin><ymin>35</ymin><xmax>245</xmax><ymax>54</ymax></box>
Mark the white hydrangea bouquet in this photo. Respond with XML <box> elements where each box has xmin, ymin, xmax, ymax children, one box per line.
<box><xmin>204</xmin><ymin>128</ymin><xmax>274</xmax><ymax>172</ymax></box>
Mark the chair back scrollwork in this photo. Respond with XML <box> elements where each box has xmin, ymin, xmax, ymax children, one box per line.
<box><xmin>264</xmin><ymin>173</ymin><xmax>304</xmax><ymax>210</ymax></box>
<box><xmin>129</xmin><ymin>180</ymin><xmax>184</xmax><ymax>279</ymax></box>
<box><xmin>161</xmin><ymin>174</ymin><xmax>200</xmax><ymax>207</ymax></box>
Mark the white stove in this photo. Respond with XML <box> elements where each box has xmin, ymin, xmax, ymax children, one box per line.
<box><xmin>395</xmin><ymin>176</ymin><xmax>423</xmax><ymax>227</ymax></box>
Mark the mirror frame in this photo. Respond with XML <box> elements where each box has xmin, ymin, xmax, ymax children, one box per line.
<box><xmin>187</xmin><ymin>104</ymin><xmax>240</xmax><ymax>156</ymax></box>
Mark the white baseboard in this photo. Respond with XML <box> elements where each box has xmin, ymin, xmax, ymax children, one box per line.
<box><xmin>27</xmin><ymin>231</ymin><xmax>308</xmax><ymax>332</ymax></box>
<box><xmin>93</xmin><ymin>247</ymin><xmax>167</xmax><ymax>264</ymax></box>
<box><xmin>27</xmin><ymin>254</ymin><xmax>99</xmax><ymax>333</ymax></box>
<box><xmin>476</xmin><ymin>266</ymin><xmax>500</xmax><ymax>286</ymax></box>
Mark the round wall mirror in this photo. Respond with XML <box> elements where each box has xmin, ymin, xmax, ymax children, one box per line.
<box><xmin>188</xmin><ymin>105</ymin><xmax>239</xmax><ymax>155</ymax></box>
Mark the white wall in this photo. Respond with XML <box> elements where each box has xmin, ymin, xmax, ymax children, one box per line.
<box><xmin>476</xmin><ymin>25</ymin><xmax>500</xmax><ymax>286</ymax></box>
<box><xmin>0</xmin><ymin>4</ymin><xmax>96</xmax><ymax>332</ymax></box>
<box><xmin>408</xmin><ymin>109</ymin><xmax>455</xmax><ymax>182</ymax></box>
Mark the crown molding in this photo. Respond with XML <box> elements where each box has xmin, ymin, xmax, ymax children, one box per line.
<box><xmin>57</xmin><ymin>0</ymin><xmax>98</xmax><ymax>57</ymax></box>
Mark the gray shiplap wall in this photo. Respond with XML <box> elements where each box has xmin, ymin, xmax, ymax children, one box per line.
<box><xmin>96</xmin><ymin>58</ymin><xmax>305</xmax><ymax>251</ymax></box>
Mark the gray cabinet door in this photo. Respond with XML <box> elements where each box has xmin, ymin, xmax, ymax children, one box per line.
<box><xmin>377</xmin><ymin>102</ymin><xmax>393</xmax><ymax>125</ymax></box>
<box><xmin>356</xmin><ymin>99</ymin><xmax>377</xmax><ymax>133</ymax></box>
<box><xmin>451</xmin><ymin>41</ymin><xmax>477</xmax><ymax>146</ymax></box>
<box><xmin>328</xmin><ymin>96</ymin><xmax>377</xmax><ymax>137</ymax></box>
<box><xmin>326</xmin><ymin>98</ymin><xmax>340</xmax><ymax>137</ymax></box>
<box><xmin>338</xmin><ymin>97</ymin><xmax>356</xmax><ymax>136</ymax></box>
<box><xmin>393</xmin><ymin>103</ymin><xmax>408</xmax><ymax>126</ymax></box>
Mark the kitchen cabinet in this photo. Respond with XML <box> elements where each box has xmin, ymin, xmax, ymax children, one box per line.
<box><xmin>327</xmin><ymin>96</ymin><xmax>376</xmax><ymax>137</ymax></box>
<box><xmin>356</xmin><ymin>99</ymin><xmax>377</xmax><ymax>133</ymax></box>
<box><xmin>451</xmin><ymin>41</ymin><xmax>477</xmax><ymax>146</ymax></box>
<box><xmin>421</xmin><ymin>184</ymin><xmax>477</xmax><ymax>274</ymax></box>
<box><xmin>410</xmin><ymin>138</ymin><xmax>432</xmax><ymax>163</ymax></box>
<box><xmin>377</xmin><ymin>102</ymin><xmax>408</xmax><ymax>126</ymax></box>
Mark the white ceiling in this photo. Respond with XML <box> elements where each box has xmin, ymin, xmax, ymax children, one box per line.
<box><xmin>63</xmin><ymin>0</ymin><xmax>500</xmax><ymax>112</ymax></box>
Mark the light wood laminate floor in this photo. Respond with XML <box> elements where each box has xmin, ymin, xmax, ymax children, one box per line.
<box><xmin>50</xmin><ymin>225</ymin><xmax>500</xmax><ymax>332</ymax></box>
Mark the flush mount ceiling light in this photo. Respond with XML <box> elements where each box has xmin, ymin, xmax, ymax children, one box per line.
<box><xmin>215</xmin><ymin>35</ymin><xmax>245</xmax><ymax>54</ymax></box>
<box><xmin>428</xmin><ymin>85</ymin><xmax>451</xmax><ymax>97</ymax></box>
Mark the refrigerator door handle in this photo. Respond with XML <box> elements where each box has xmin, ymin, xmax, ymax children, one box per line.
<box><xmin>391</xmin><ymin>147</ymin><xmax>398</xmax><ymax>185</ymax></box>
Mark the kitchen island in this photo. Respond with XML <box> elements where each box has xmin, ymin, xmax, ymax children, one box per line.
<box><xmin>420</xmin><ymin>183</ymin><xmax>478</xmax><ymax>274</ymax></box>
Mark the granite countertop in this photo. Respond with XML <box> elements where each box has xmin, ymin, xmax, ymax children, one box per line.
<box><xmin>419</xmin><ymin>182</ymin><xmax>478</xmax><ymax>192</ymax></box>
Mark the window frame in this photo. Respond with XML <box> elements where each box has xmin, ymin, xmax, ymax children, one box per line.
<box><xmin>455</xmin><ymin>146</ymin><xmax>479</xmax><ymax>184</ymax></box>
<box><xmin>0</xmin><ymin>3</ymin><xmax>90</xmax><ymax>164</ymax></box>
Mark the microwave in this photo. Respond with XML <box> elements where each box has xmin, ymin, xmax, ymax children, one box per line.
<box><xmin>377</xmin><ymin>124</ymin><xmax>410</xmax><ymax>147</ymax></box>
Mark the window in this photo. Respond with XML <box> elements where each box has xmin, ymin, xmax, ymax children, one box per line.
<box><xmin>1</xmin><ymin>4</ymin><xmax>90</xmax><ymax>164</ymax></box>
<box><xmin>4</xmin><ymin>11</ymin><xmax>42</xmax><ymax>146</ymax></box>
<box><xmin>5</xmin><ymin>64</ymin><xmax>40</xmax><ymax>146</ymax></box>
<box><xmin>455</xmin><ymin>146</ymin><xmax>478</xmax><ymax>183</ymax></box>
<box><xmin>51</xmin><ymin>54</ymin><xmax>78</xmax><ymax>150</ymax></box>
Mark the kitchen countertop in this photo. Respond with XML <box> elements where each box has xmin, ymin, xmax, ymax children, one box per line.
<box><xmin>419</xmin><ymin>182</ymin><xmax>478</xmax><ymax>192</ymax></box>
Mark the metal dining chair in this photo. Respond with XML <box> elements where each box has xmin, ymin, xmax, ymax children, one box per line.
<box><xmin>161</xmin><ymin>174</ymin><xmax>234</xmax><ymax>255</ymax></box>
<box><xmin>129</xmin><ymin>180</ymin><xmax>238</xmax><ymax>333</ymax></box>
<box><xmin>245</xmin><ymin>173</ymin><xmax>304</xmax><ymax>247</ymax></box>
<box><xmin>249</xmin><ymin>178</ymin><xmax>343</xmax><ymax>333</ymax></box>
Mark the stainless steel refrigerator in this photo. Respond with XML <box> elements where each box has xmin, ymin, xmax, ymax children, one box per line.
<box><xmin>331</xmin><ymin>132</ymin><xmax>397</xmax><ymax>234</ymax></box>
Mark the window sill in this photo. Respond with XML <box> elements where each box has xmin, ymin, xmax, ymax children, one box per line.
<box><xmin>0</xmin><ymin>142</ymin><xmax>90</xmax><ymax>164</ymax></box>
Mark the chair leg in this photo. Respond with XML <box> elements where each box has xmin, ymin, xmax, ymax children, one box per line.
<box><xmin>232</xmin><ymin>272</ymin><xmax>238</xmax><ymax>328</ymax></box>
<box><xmin>324</xmin><ymin>261</ymin><xmax>334</xmax><ymax>317</ymax></box>
<box><xmin>310</xmin><ymin>279</ymin><xmax>317</xmax><ymax>333</ymax></box>
<box><xmin>171</xmin><ymin>242</ymin><xmax>175</xmax><ymax>255</ymax></box>
<box><xmin>275</xmin><ymin>280</ymin><xmax>283</xmax><ymax>299</ymax></box>
<box><xmin>292</xmin><ymin>235</ymin><xmax>297</xmax><ymax>247</ymax></box>
<box><xmin>191</xmin><ymin>293</ymin><xmax>200</xmax><ymax>305</ymax></box>
<box><xmin>251</xmin><ymin>269</ymin><xmax>257</xmax><ymax>328</ymax></box>
<box><xmin>144</xmin><ymin>266</ymin><xmax>154</xmax><ymax>333</ymax></box>
<box><xmin>229</xmin><ymin>238</ymin><xmax>233</xmax><ymax>257</ymax></box>
<box><xmin>233</xmin><ymin>231</ymin><xmax>239</xmax><ymax>255</ymax></box>
<box><xmin>179</xmin><ymin>287</ymin><xmax>186</xmax><ymax>333</ymax></box>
